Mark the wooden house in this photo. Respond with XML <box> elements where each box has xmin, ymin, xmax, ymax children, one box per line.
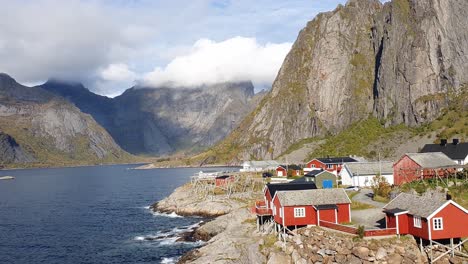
<box><xmin>393</xmin><ymin>152</ymin><xmax>457</xmax><ymax>185</ymax></box>
<box><xmin>276</xmin><ymin>165</ymin><xmax>302</xmax><ymax>177</ymax></box>
<box><xmin>271</xmin><ymin>189</ymin><xmax>351</xmax><ymax>227</ymax></box>
<box><xmin>383</xmin><ymin>193</ymin><xmax>468</xmax><ymax>241</ymax></box>
<box><xmin>301</xmin><ymin>170</ymin><xmax>336</xmax><ymax>188</ymax></box>
<box><xmin>340</xmin><ymin>161</ymin><xmax>394</xmax><ymax>186</ymax></box>
<box><xmin>215</xmin><ymin>175</ymin><xmax>234</xmax><ymax>187</ymax></box>
<box><xmin>420</xmin><ymin>139</ymin><xmax>468</xmax><ymax>165</ymax></box>
<box><xmin>255</xmin><ymin>182</ymin><xmax>317</xmax><ymax>216</ymax></box>
<box><xmin>305</xmin><ymin>157</ymin><xmax>357</xmax><ymax>175</ymax></box>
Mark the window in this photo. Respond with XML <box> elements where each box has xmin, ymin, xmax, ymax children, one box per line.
<box><xmin>433</xmin><ymin>218</ymin><xmax>443</xmax><ymax>230</ymax></box>
<box><xmin>413</xmin><ymin>216</ymin><xmax>422</xmax><ymax>228</ymax></box>
<box><xmin>311</xmin><ymin>164</ymin><xmax>316</xmax><ymax>168</ymax></box>
<box><xmin>294</xmin><ymin>207</ymin><xmax>306</xmax><ymax>218</ymax></box>
<box><xmin>279</xmin><ymin>208</ymin><xmax>283</xmax><ymax>218</ymax></box>
<box><xmin>327</xmin><ymin>164</ymin><xmax>332</xmax><ymax>169</ymax></box>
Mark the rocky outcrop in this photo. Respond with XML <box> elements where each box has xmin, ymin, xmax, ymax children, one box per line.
<box><xmin>212</xmin><ymin>0</ymin><xmax>468</xmax><ymax>161</ymax></box>
<box><xmin>0</xmin><ymin>131</ymin><xmax>34</xmax><ymax>163</ymax></box>
<box><xmin>42</xmin><ymin>80</ymin><xmax>264</xmax><ymax>156</ymax></box>
<box><xmin>0</xmin><ymin>73</ymin><xmax>130</xmax><ymax>166</ymax></box>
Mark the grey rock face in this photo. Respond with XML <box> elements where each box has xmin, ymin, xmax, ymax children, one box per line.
<box><xmin>0</xmin><ymin>132</ymin><xmax>35</xmax><ymax>163</ymax></box>
<box><xmin>221</xmin><ymin>0</ymin><xmax>468</xmax><ymax>160</ymax></box>
<box><xmin>0</xmin><ymin>73</ymin><xmax>127</xmax><ymax>164</ymax></box>
<box><xmin>42</xmin><ymin>80</ymin><xmax>263</xmax><ymax>156</ymax></box>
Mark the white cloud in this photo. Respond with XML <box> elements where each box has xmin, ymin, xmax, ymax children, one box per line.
<box><xmin>100</xmin><ymin>63</ymin><xmax>137</xmax><ymax>82</ymax></box>
<box><xmin>142</xmin><ymin>37</ymin><xmax>292</xmax><ymax>88</ymax></box>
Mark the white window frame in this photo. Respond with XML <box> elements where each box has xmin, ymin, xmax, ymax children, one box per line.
<box><xmin>326</xmin><ymin>164</ymin><xmax>332</xmax><ymax>169</ymax></box>
<box><xmin>413</xmin><ymin>216</ymin><xmax>422</xmax><ymax>228</ymax></box>
<box><xmin>433</xmin><ymin>218</ymin><xmax>443</xmax><ymax>230</ymax></box>
<box><xmin>294</xmin><ymin>207</ymin><xmax>306</xmax><ymax>218</ymax></box>
<box><xmin>279</xmin><ymin>208</ymin><xmax>283</xmax><ymax>218</ymax></box>
<box><xmin>311</xmin><ymin>164</ymin><xmax>316</xmax><ymax>168</ymax></box>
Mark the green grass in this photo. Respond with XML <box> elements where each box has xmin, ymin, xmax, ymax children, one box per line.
<box><xmin>351</xmin><ymin>201</ymin><xmax>375</xmax><ymax>210</ymax></box>
<box><xmin>307</xmin><ymin>117</ymin><xmax>411</xmax><ymax>160</ymax></box>
<box><xmin>373</xmin><ymin>195</ymin><xmax>390</xmax><ymax>203</ymax></box>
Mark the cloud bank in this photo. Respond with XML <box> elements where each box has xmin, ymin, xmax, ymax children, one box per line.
<box><xmin>142</xmin><ymin>37</ymin><xmax>292</xmax><ymax>88</ymax></box>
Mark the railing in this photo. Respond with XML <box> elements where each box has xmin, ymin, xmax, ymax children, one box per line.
<box><xmin>253</xmin><ymin>200</ymin><xmax>272</xmax><ymax>215</ymax></box>
<box><xmin>319</xmin><ymin>220</ymin><xmax>397</xmax><ymax>237</ymax></box>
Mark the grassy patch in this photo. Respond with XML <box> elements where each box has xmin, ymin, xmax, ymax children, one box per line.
<box><xmin>259</xmin><ymin>234</ymin><xmax>278</xmax><ymax>252</ymax></box>
<box><xmin>351</xmin><ymin>201</ymin><xmax>375</xmax><ymax>210</ymax></box>
<box><xmin>373</xmin><ymin>195</ymin><xmax>390</xmax><ymax>203</ymax></box>
<box><xmin>347</xmin><ymin>191</ymin><xmax>359</xmax><ymax>200</ymax></box>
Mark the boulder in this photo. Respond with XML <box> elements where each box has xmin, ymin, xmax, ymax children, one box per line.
<box><xmin>375</xmin><ymin>247</ymin><xmax>387</xmax><ymax>260</ymax></box>
<box><xmin>267</xmin><ymin>252</ymin><xmax>292</xmax><ymax>264</ymax></box>
<box><xmin>353</xmin><ymin>246</ymin><xmax>370</xmax><ymax>259</ymax></box>
<box><xmin>387</xmin><ymin>253</ymin><xmax>403</xmax><ymax>264</ymax></box>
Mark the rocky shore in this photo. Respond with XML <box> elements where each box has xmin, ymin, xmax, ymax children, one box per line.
<box><xmin>152</xmin><ymin>180</ymin><xmax>467</xmax><ymax>264</ymax></box>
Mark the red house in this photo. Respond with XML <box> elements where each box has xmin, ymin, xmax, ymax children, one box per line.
<box><xmin>393</xmin><ymin>152</ymin><xmax>457</xmax><ymax>185</ymax></box>
<box><xmin>254</xmin><ymin>183</ymin><xmax>317</xmax><ymax>216</ymax></box>
<box><xmin>271</xmin><ymin>189</ymin><xmax>351</xmax><ymax>227</ymax></box>
<box><xmin>383</xmin><ymin>193</ymin><xmax>468</xmax><ymax>241</ymax></box>
<box><xmin>305</xmin><ymin>157</ymin><xmax>357</xmax><ymax>174</ymax></box>
<box><xmin>275</xmin><ymin>165</ymin><xmax>302</xmax><ymax>177</ymax></box>
<box><xmin>215</xmin><ymin>175</ymin><xmax>234</xmax><ymax>187</ymax></box>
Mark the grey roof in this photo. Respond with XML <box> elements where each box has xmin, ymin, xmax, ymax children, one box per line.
<box><xmin>420</xmin><ymin>141</ymin><xmax>468</xmax><ymax>160</ymax></box>
<box><xmin>383</xmin><ymin>193</ymin><xmax>446</xmax><ymax>218</ymax></box>
<box><xmin>276</xmin><ymin>189</ymin><xmax>351</xmax><ymax>206</ymax></box>
<box><xmin>343</xmin><ymin>161</ymin><xmax>393</xmax><ymax>176</ymax></box>
<box><xmin>243</xmin><ymin>160</ymin><xmax>279</xmax><ymax>168</ymax></box>
<box><xmin>405</xmin><ymin>152</ymin><xmax>457</xmax><ymax>168</ymax></box>
<box><xmin>316</xmin><ymin>157</ymin><xmax>357</xmax><ymax>164</ymax></box>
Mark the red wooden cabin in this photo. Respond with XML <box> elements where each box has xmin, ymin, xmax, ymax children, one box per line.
<box><xmin>306</xmin><ymin>157</ymin><xmax>357</xmax><ymax>174</ymax></box>
<box><xmin>393</xmin><ymin>152</ymin><xmax>457</xmax><ymax>185</ymax></box>
<box><xmin>271</xmin><ymin>189</ymin><xmax>351</xmax><ymax>227</ymax></box>
<box><xmin>276</xmin><ymin>166</ymin><xmax>287</xmax><ymax>177</ymax></box>
<box><xmin>276</xmin><ymin>165</ymin><xmax>302</xmax><ymax>177</ymax></box>
<box><xmin>384</xmin><ymin>193</ymin><xmax>468</xmax><ymax>240</ymax></box>
<box><xmin>215</xmin><ymin>175</ymin><xmax>234</xmax><ymax>187</ymax></box>
<box><xmin>254</xmin><ymin>183</ymin><xmax>317</xmax><ymax>216</ymax></box>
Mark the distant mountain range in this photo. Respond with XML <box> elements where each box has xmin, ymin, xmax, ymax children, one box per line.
<box><xmin>0</xmin><ymin>73</ymin><xmax>130</xmax><ymax>167</ymax></box>
<box><xmin>0</xmin><ymin>72</ymin><xmax>263</xmax><ymax>166</ymax></box>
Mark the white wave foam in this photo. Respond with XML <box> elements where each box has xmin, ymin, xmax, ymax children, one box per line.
<box><xmin>152</xmin><ymin>211</ymin><xmax>183</xmax><ymax>218</ymax></box>
<box><xmin>160</xmin><ymin>257</ymin><xmax>178</xmax><ymax>264</ymax></box>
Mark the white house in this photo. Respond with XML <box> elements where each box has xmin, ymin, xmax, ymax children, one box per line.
<box><xmin>340</xmin><ymin>161</ymin><xmax>394</xmax><ymax>186</ymax></box>
<box><xmin>240</xmin><ymin>160</ymin><xmax>280</xmax><ymax>172</ymax></box>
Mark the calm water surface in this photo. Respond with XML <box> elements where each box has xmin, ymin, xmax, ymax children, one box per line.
<box><xmin>0</xmin><ymin>164</ymin><xmax>237</xmax><ymax>264</ymax></box>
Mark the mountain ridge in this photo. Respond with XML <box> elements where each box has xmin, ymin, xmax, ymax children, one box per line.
<box><xmin>197</xmin><ymin>0</ymin><xmax>468</xmax><ymax>163</ymax></box>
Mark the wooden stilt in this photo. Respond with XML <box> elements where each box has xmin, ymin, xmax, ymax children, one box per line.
<box><xmin>450</xmin><ymin>238</ymin><xmax>454</xmax><ymax>257</ymax></box>
<box><xmin>419</xmin><ymin>237</ymin><xmax>423</xmax><ymax>252</ymax></box>
<box><xmin>256</xmin><ymin>216</ymin><xmax>259</xmax><ymax>232</ymax></box>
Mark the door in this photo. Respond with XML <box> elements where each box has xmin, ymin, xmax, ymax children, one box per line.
<box><xmin>322</xmin><ymin>179</ymin><xmax>333</xmax><ymax>189</ymax></box>
<box><xmin>278</xmin><ymin>170</ymin><xmax>283</xmax><ymax>177</ymax></box>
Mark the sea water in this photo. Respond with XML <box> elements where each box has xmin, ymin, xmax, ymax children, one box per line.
<box><xmin>0</xmin><ymin>164</ymin><xmax>237</xmax><ymax>264</ymax></box>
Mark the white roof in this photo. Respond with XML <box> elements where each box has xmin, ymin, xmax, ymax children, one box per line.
<box><xmin>343</xmin><ymin>161</ymin><xmax>393</xmax><ymax>176</ymax></box>
<box><xmin>405</xmin><ymin>152</ymin><xmax>457</xmax><ymax>168</ymax></box>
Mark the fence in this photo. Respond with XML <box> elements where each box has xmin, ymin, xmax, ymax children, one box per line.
<box><xmin>319</xmin><ymin>220</ymin><xmax>396</xmax><ymax>237</ymax></box>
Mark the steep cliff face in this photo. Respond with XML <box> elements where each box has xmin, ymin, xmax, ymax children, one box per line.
<box><xmin>0</xmin><ymin>132</ymin><xmax>34</xmax><ymax>164</ymax></box>
<box><xmin>0</xmin><ymin>73</ymin><xmax>130</xmax><ymax>166</ymax></box>
<box><xmin>212</xmin><ymin>0</ymin><xmax>468</xmax><ymax>161</ymax></box>
<box><xmin>42</xmin><ymin>80</ymin><xmax>263</xmax><ymax>156</ymax></box>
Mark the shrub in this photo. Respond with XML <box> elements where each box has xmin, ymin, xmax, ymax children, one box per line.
<box><xmin>357</xmin><ymin>225</ymin><xmax>365</xmax><ymax>239</ymax></box>
<box><xmin>371</xmin><ymin>174</ymin><xmax>392</xmax><ymax>199</ymax></box>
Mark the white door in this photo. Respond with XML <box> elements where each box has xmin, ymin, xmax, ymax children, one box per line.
<box><xmin>278</xmin><ymin>171</ymin><xmax>283</xmax><ymax>177</ymax></box>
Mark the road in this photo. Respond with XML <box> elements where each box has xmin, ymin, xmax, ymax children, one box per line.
<box><xmin>350</xmin><ymin>189</ymin><xmax>387</xmax><ymax>229</ymax></box>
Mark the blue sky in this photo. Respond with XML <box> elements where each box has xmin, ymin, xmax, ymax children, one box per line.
<box><xmin>0</xmin><ymin>0</ymin><xmax>352</xmax><ymax>96</ymax></box>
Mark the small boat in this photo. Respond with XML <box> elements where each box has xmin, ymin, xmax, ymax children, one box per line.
<box><xmin>0</xmin><ymin>176</ymin><xmax>15</xmax><ymax>180</ymax></box>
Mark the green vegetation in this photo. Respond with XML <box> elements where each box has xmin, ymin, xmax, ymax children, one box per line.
<box><xmin>307</xmin><ymin>117</ymin><xmax>411</xmax><ymax>160</ymax></box>
<box><xmin>399</xmin><ymin>173</ymin><xmax>468</xmax><ymax>208</ymax></box>
<box><xmin>351</xmin><ymin>201</ymin><xmax>375</xmax><ymax>210</ymax></box>
<box><xmin>356</xmin><ymin>225</ymin><xmax>365</xmax><ymax>239</ymax></box>
<box><xmin>371</xmin><ymin>174</ymin><xmax>392</xmax><ymax>200</ymax></box>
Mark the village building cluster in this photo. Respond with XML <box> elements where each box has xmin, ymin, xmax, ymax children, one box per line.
<box><xmin>251</xmin><ymin>139</ymin><xmax>468</xmax><ymax>260</ymax></box>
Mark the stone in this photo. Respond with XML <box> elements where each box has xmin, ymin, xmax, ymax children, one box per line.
<box><xmin>296</xmin><ymin>258</ymin><xmax>308</xmax><ymax>264</ymax></box>
<box><xmin>347</xmin><ymin>254</ymin><xmax>363</xmax><ymax>264</ymax></box>
<box><xmin>292</xmin><ymin>250</ymin><xmax>301</xmax><ymax>263</ymax></box>
<box><xmin>335</xmin><ymin>254</ymin><xmax>347</xmax><ymax>263</ymax></box>
<box><xmin>395</xmin><ymin>246</ymin><xmax>405</xmax><ymax>254</ymax></box>
<box><xmin>353</xmin><ymin>246</ymin><xmax>370</xmax><ymax>259</ymax></box>
<box><xmin>304</xmin><ymin>230</ymin><xmax>311</xmax><ymax>237</ymax></box>
<box><xmin>375</xmin><ymin>247</ymin><xmax>387</xmax><ymax>260</ymax></box>
<box><xmin>268</xmin><ymin>252</ymin><xmax>292</xmax><ymax>264</ymax></box>
<box><xmin>387</xmin><ymin>253</ymin><xmax>403</xmax><ymax>264</ymax></box>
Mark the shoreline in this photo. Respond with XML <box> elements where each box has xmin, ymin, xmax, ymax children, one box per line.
<box><xmin>0</xmin><ymin>162</ymin><xmax>150</xmax><ymax>171</ymax></box>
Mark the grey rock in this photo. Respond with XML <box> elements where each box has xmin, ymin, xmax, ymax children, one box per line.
<box><xmin>353</xmin><ymin>246</ymin><xmax>370</xmax><ymax>259</ymax></box>
<box><xmin>268</xmin><ymin>252</ymin><xmax>292</xmax><ymax>264</ymax></box>
<box><xmin>375</xmin><ymin>247</ymin><xmax>387</xmax><ymax>260</ymax></box>
<box><xmin>211</xmin><ymin>0</ymin><xmax>468</xmax><ymax>161</ymax></box>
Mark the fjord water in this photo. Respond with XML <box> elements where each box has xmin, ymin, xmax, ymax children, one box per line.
<box><xmin>0</xmin><ymin>165</ymin><xmax>235</xmax><ymax>264</ymax></box>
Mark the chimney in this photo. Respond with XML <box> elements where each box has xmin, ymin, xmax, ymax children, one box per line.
<box><xmin>452</xmin><ymin>138</ymin><xmax>459</xmax><ymax>145</ymax></box>
<box><xmin>440</xmin><ymin>139</ymin><xmax>447</xmax><ymax>146</ymax></box>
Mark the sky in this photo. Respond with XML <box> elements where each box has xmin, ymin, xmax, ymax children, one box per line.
<box><xmin>0</xmin><ymin>0</ymin><xmax>353</xmax><ymax>97</ymax></box>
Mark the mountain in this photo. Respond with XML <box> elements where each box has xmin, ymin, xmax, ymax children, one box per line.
<box><xmin>0</xmin><ymin>73</ymin><xmax>131</xmax><ymax>167</ymax></box>
<box><xmin>201</xmin><ymin>0</ymin><xmax>468</xmax><ymax>162</ymax></box>
<box><xmin>41</xmin><ymin>80</ymin><xmax>264</xmax><ymax>155</ymax></box>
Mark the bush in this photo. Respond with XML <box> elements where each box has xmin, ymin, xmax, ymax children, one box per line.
<box><xmin>371</xmin><ymin>174</ymin><xmax>392</xmax><ymax>199</ymax></box>
<box><xmin>357</xmin><ymin>225</ymin><xmax>365</xmax><ymax>239</ymax></box>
